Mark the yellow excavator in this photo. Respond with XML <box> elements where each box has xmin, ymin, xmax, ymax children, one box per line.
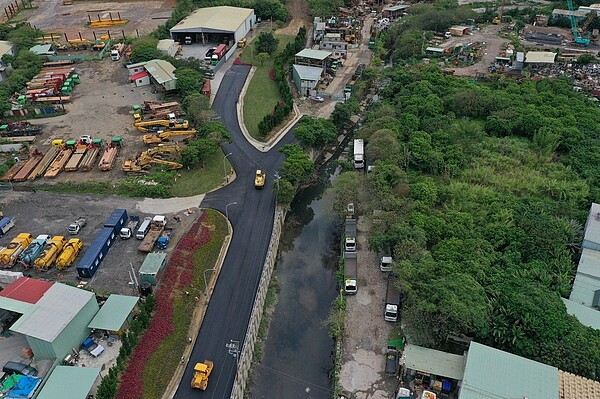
<box><xmin>142</xmin><ymin>129</ymin><xmax>197</xmax><ymax>145</ymax></box>
<box><xmin>134</xmin><ymin>117</ymin><xmax>189</xmax><ymax>133</ymax></box>
<box><xmin>122</xmin><ymin>145</ymin><xmax>183</xmax><ymax>174</ymax></box>
<box><xmin>191</xmin><ymin>360</ymin><xmax>214</xmax><ymax>390</ymax></box>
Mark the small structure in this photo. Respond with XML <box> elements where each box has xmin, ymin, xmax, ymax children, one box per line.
<box><xmin>514</xmin><ymin>51</ymin><xmax>525</xmax><ymax>70</ymax></box>
<box><xmin>382</xmin><ymin>4</ymin><xmax>410</xmax><ymax>21</ymax></box>
<box><xmin>0</xmin><ymin>41</ymin><xmax>16</xmax><ymax>81</ymax></box>
<box><xmin>313</xmin><ymin>17</ymin><xmax>326</xmax><ymax>41</ymax></box>
<box><xmin>524</xmin><ymin>51</ymin><xmax>557</xmax><ymax>65</ymax></box>
<box><xmin>129</xmin><ymin>71</ymin><xmax>150</xmax><ymax>87</ymax></box>
<box><xmin>157</xmin><ymin>39</ymin><xmax>178</xmax><ymax>57</ymax></box>
<box><xmin>295</xmin><ymin>48</ymin><xmax>332</xmax><ymax>73</ymax></box>
<box><xmin>87</xmin><ymin>294</ymin><xmax>139</xmax><ymax>335</ymax></box>
<box><xmin>144</xmin><ymin>59</ymin><xmax>177</xmax><ymax>91</ymax></box>
<box><xmin>126</xmin><ymin>62</ymin><xmax>146</xmax><ymax>75</ymax></box>
<box><xmin>139</xmin><ymin>252</ymin><xmax>167</xmax><ymax>285</ymax></box>
<box><xmin>551</xmin><ymin>9</ymin><xmax>588</xmax><ymax>20</ymax></box>
<box><xmin>402</xmin><ymin>344</ymin><xmax>466</xmax><ymax>381</ymax></box>
<box><xmin>449</xmin><ymin>26</ymin><xmax>470</xmax><ymax>37</ymax></box>
<box><xmin>36</xmin><ymin>365</ymin><xmax>101</xmax><ymax>399</ymax></box>
<box><xmin>29</xmin><ymin>44</ymin><xmax>55</xmax><ymax>56</ymax></box>
<box><xmin>569</xmin><ymin>247</ymin><xmax>600</xmax><ymax>307</ymax></box>
<box><xmin>293</xmin><ymin>65</ymin><xmax>323</xmax><ymax>97</ymax></box>
<box><xmin>425</xmin><ymin>47</ymin><xmax>444</xmax><ymax>55</ymax></box>
<box><xmin>319</xmin><ymin>33</ymin><xmax>347</xmax><ymax>56</ymax></box>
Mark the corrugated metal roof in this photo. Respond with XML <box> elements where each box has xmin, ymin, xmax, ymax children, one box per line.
<box><xmin>525</xmin><ymin>51</ymin><xmax>557</xmax><ymax>64</ymax></box>
<box><xmin>170</xmin><ymin>6</ymin><xmax>254</xmax><ymax>33</ymax></box>
<box><xmin>144</xmin><ymin>59</ymin><xmax>177</xmax><ymax>84</ymax></box>
<box><xmin>295</xmin><ymin>48</ymin><xmax>332</xmax><ymax>60</ymax></box>
<box><xmin>293</xmin><ymin>65</ymin><xmax>322</xmax><ymax>81</ymax></box>
<box><xmin>37</xmin><ymin>366</ymin><xmax>100</xmax><ymax>399</ymax></box>
<box><xmin>559</xmin><ymin>370</ymin><xmax>600</xmax><ymax>399</ymax></box>
<box><xmin>29</xmin><ymin>44</ymin><xmax>54</xmax><ymax>55</ymax></box>
<box><xmin>157</xmin><ymin>39</ymin><xmax>176</xmax><ymax>51</ymax></box>
<box><xmin>552</xmin><ymin>8</ymin><xmax>588</xmax><ymax>18</ymax></box>
<box><xmin>139</xmin><ymin>252</ymin><xmax>167</xmax><ymax>275</ymax></box>
<box><xmin>583</xmin><ymin>203</ymin><xmax>600</xmax><ymax>246</ymax></box>
<box><xmin>461</xmin><ymin>342</ymin><xmax>559</xmax><ymax>399</ymax></box>
<box><xmin>10</xmin><ymin>283</ymin><xmax>94</xmax><ymax>342</ymax></box>
<box><xmin>402</xmin><ymin>344</ymin><xmax>466</xmax><ymax>380</ymax></box>
<box><xmin>0</xmin><ymin>296</ymin><xmax>34</xmax><ymax>315</ymax></box>
<box><xmin>383</xmin><ymin>4</ymin><xmax>410</xmax><ymax>11</ymax></box>
<box><xmin>570</xmin><ymin>248</ymin><xmax>600</xmax><ymax>306</ymax></box>
<box><xmin>0</xmin><ymin>41</ymin><xmax>14</xmax><ymax>56</ymax></box>
<box><xmin>130</xmin><ymin>71</ymin><xmax>148</xmax><ymax>81</ymax></box>
<box><xmin>88</xmin><ymin>294</ymin><xmax>138</xmax><ymax>331</ymax></box>
<box><xmin>562</xmin><ymin>298</ymin><xmax>600</xmax><ymax>330</ymax></box>
<box><xmin>0</xmin><ymin>277</ymin><xmax>53</xmax><ymax>304</ymax></box>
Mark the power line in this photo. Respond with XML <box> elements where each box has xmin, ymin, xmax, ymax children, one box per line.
<box><xmin>254</xmin><ymin>363</ymin><xmax>333</xmax><ymax>393</ymax></box>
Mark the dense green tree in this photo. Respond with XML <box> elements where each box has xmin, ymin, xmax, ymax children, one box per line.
<box><xmin>174</xmin><ymin>68</ymin><xmax>203</xmax><ymax>97</ymax></box>
<box><xmin>279</xmin><ymin>144</ymin><xmax>314</xmax><ymax>186</ymax></box>
<box><xmin>255</xmin><ymin>31</ymin><xmax>279</xmax><ymax>55</ymax></box>
<box><xmin>182</xmin><ymin>93</ymin><xmax>214</xmax><ymax>126</ymax></box>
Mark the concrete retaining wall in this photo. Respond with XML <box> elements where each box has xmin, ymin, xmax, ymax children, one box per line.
<box><xmin>230</xmin><ymin>205</ymin><xmax>286</xmax><ymax>399</ymax></box>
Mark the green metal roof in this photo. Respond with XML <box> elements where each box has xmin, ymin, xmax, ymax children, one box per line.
<box><xmin>293</xmin><ymin>65</ymin><xmax>323</xmax><ymax>82</ymax></box>
<box><xmin>139</xmin><ymin>252</ymin><xmax>167</xmax><ymax>275</ymax></box>
<box><xmin>144</xmin><ymin>59</ymin><xmax>177</xmax><ymax>84</ymax></box>
<box><xmin>37</xmin><ymin>366</ymin><xmax>101</xmax><ymax>399</ymax></box>
<box><xmin>402</xmin><ymin>344</ymin><xmax>466</xmax><ymax>380</ymax></box>
<box><xmin>295</xmin><ymin>48</ymin><xmax>332</xmax><ymax>61</ymax></box>
<box><xmin>87</xmin><ymin>294</ymin><xmax>138</xmax><ymax>331</ymax></box>
<box><xmin>0</xmin><ymin>296</ymin><xmax>34</xmax><ymax>315</ymax></box>
<box><xmin>460</xmin><ymin>342</ymin><xmax>559</xmax><ymax>399</ymax></box>
<box><xmin>562</xmin><ymin>298</ymin><xmax>600</xmax><ymax>330</ymax></box>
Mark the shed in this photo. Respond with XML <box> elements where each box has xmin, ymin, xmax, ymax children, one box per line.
<box><xmin>382</xmin><ymin>4</ymin><xmax>410</xmax><ymax>20</ymax></box>
<box><xmin>157</xmin><ymin>39</ymin><xmax>178</xmax><ymax>57</ymax></box>
<box><xmin>130</xmin><ymin>71</ymin><xmax>150</xmax><ymax>87</ymax></box>
<box><xmin>449</xmin><ymin>26</ymin><xmax>470</xmax><ymax>37</ymax></box>
<box><xmin>460</xmin><ymin>342</ymin><xmax>559</xmax><ymax>399</ymax></box>
<box><xmin>139</xmin><ymin>252</ymin><xmax>167</xmax><ymax>285</ymax></box>
<box><xmin>562</xmin><ymin>297</ymin><xmax>600</xmax><ymax>330</ymax></box>
<box><xmin>425</xmin><ymin>47</ymin><xmax>444</xmax><ymax>54</ymax></box>
<box><xmin>0</xmin><ymin>41</ymin><xmax>16</xmax><ymax>75</ymax></box>
<box><xmin>29</xmin><ymin>44</ymin><xmax>55</xmax><ymax>56</ymax></box>
<box><xmin>144</xmin><ymin>59</ymin><xmax>177</xmax><ymax>92</ymax></box>
<box><xmin>295</xmin><ymin>48</ymin><xmax>331</xmax><ymax>73</ymax></box>
<box><xmin>569</xmin><ymin>247</ymin><xmax>600</xmax><ymax>307</ymax></box>
<box><xmin>293</xmin><ymin>65</ymin><xmax>323</xmax><ymax>97</ymax></box>
<box><xmin>525</xmin><ymin>51</ymin><xmax>557</xmax><ymax>64</ymax></box>
<box><xmin>401</xmin><ymin>344</ymin><xmax>466</xmax><ymax>381</ymax></box>
<box><xmin>126</xmin><ymin>62</ymin><xmax>146</xmax><ymax>75</ymax></box>
<box><xmin>551</xmin><ymin>9</ymin><xmax>588</xmax><ymax>19</ymax></box>
<box><xmin>36</xmin><ymin>366</ymin><xmax>101</xmax><ymax>399</ymax></box>
<box><xmin>88</xmin><ymin>294</ymin><xmax>139</xmax><ymax>334</ymax></box>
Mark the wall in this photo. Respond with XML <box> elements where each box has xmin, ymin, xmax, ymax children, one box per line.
<box><xmin>230</xmin><ymin>206</ymin><xmax>286</xmax><ymax>399</ymax></box>
<box><xmin>51</xmin><ymin>296</ymin><xmax>99</xmax><ymax>361</ymax></box>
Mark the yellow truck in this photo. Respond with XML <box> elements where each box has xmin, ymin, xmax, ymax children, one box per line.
<box><xmin>0</xmin><ymin>233</ymin><xmax>33</xmax><ymax>268</ymax></box>
<box><xmin>191</xmin><ymin>360</ymin><xmax>214</xmax><ymax>390</ymax></box>
<box><xmin>34</xmin><ymin>236</ymin><xmax>67</xmax><ymax>271</ymax></box>
<box><xmin>254</xmin><ymin>170</ymin><xmax>266</xmax><ymax>189</ymax></box>
<box><xmin>55</xmin><ymin>238</ymin><xmax>83</xmax><ymax>270</ymax></box>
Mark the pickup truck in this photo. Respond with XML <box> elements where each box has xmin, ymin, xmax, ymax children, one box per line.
<box><xmin>156</xmin><ymin>228</ymin><xmax>173</xmax><ymax>250</ymax></box>
<box><xmin>82</xmin><ymin>337</ymin><xmax>105</xmax><ymax>357</ymax></box>
<box><xmin>67</xmin><ymin>217</ymin><xmax>87</xmax><ymax>235</ymax></box>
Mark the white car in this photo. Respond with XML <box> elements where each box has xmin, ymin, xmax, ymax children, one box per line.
<box><xmin>310</xmin><ymin>96</ymin><xmax>324</xmax><ymax>103</ymax></box>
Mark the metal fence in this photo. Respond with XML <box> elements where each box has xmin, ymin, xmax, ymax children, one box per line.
<box><xmin>230</xmin><ymin>206</ymin><xmax>286</xmax><ymax>399</ymax></box>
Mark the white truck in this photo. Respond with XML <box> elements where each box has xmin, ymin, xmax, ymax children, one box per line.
<box><xmin>384</xmin><ymin>273</ymin><xmax>401</xmax><ymax>322</ymax></box>
<box><xmin>344</xmin><ymin>251</ymin><xmax>357</xmax><ymax>294</ymax></box>
<box><xmin>67</xmin><ymin>217</ymin><xmax>87</xmax><ymax>235</ymax></box>
<box><xmin>120</xmin><ymin>216</ymin><xmax>141</xmax><ymax>239</ymax></box>
<box><xmin>344</xmin><ymin>216</ymin><xmax>357</xmax><ymax>252</ymax></box>
<box><xmin>379</xmin><ymin>248</ymin><xmax>393</xmax><ymax>272</ymax></box>
<box><xmin>110</xmin><ymin>43</ymin><xmax>125</xmax><ymax>61</ymax></box>
<box><xmin>353</xmin><ymin>139</ymin><xmax>364</xmax><ymax>169</ymax></box>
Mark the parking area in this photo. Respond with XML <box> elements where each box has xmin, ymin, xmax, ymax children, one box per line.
<box><xmin>0</xmin><ymin>190</ymin><xmax>200</xmax><ymax>294</ymax></box>
<box><xmin>178</xmin><ymin>43</ymin><xmax>220</xmax><ymax>63</ymax></box>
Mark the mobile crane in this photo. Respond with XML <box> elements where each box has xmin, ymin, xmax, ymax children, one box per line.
<box><xmin>567</xmin><ymin>0</ymin><xmax>591</xmax><ymax>45</ymax></box>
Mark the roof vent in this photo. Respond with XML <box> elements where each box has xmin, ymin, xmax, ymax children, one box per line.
<box><xmin>596</xmin><ymin>212</ymin><xmax>600</xmax><ymax>220</ymax></box>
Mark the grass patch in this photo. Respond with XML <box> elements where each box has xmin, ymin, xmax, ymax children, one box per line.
<box><xmin>141</xmin><ymin>210</ymin><xmax>228</xmax><ymax>399</ymax></box>
<box><xmin>171</xmin><ymin>148</ymin><xmax>231</xmax><ymax>197</ymax></box>
<box><xmin>241</xmin><ymin>35</ymin><xmax>295</xmax><ymax>140</ymax></box>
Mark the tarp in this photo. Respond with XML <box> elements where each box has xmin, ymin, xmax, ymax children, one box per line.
<box><xmin>6</xmin><ymin>375</ymin><xmax>41</xmax><ymax>399</ymax></box>
<box><xmin>0</xmin><ymin>374</ymin><xmax>21</xmax><ymax>392</ymax></box>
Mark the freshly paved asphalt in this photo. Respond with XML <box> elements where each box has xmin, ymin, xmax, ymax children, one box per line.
<box><xmin>174</xmin><ymin>65</ymin><xmax>297</xmax><ymax>398</ymax></box>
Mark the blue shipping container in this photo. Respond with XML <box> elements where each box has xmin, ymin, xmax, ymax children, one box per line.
<box><xmin>104</xmin><ymin>209</ymin><xmax>128</xmax><ymax>232</ymax></box>
<box><xmin>76</xmin><ymin>226</ymin><xmax>117</xmax><ymax>278</ymax></box>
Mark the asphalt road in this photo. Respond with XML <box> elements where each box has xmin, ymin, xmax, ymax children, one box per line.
<box><xmin>174</xmin><ymin>65</ymin><xmax>297</xmax><ymax>398</ymax></box>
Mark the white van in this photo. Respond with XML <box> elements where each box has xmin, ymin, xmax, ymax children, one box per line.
<box><xmin>379</xmin><ymin>248</ymin><xmax>393</xmax><ymax>272</ymax></box>
<box><xmin>136</xmin><ymin>217</ymin><xmax>153</xmax><ymax>240</ymax></box>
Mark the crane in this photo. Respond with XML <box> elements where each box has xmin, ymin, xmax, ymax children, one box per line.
<box><xmin>492</xmin><ymin>0</ymin><xmax>506</xmax><ymax>24</ymax></box>
<box><xmin>567</xmin><ymin>0</ymin><xmax>591</xmax><ymax>45</ymax></box>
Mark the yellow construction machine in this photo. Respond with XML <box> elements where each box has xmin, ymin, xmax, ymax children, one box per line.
<box><xmin>134</xmin><ymin>118</ymin><xmax>189</xmax><ymax>133</ymax></box>
<box><xmin>191</xmin><ymin>361</ymin><xmax>214</xmax><ymax>390</ymax></box>
<box><xmin>67</xmin><ymin>39</ymin><xmax>93</xmax><ymax>50</ymax></box>
<box><xmin>254</xmin><ymin>170</ymin><xmax>266</xmax><ymax>189</ymax></box>
<box><xmin>142</xmin><ymin>129</ymin><xmax>197</xmax><ymax>145</ymax></box>
<box><xmin>122</xmin><ymin>145</ymin><xmax>183</xmax><ymax>173</ymax></box>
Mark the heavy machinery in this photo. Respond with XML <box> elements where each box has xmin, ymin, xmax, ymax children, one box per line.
<box><xmin>142</xmin><ymin>130</ymin><xmax>197</xmax><ymax>145</ymax></box>
<box><xmin>254</xmin><ymin>170</ymin><xmax>266</xmax><ymax>189</ymax></box>
<box><xmin>122</xmin><ymin>145</ymin><xmax>183</xmax><ymax>174</ymax></box>
<box><xmin>55</xmin><ymin>238</ymin><xmax>83</xmax><ymax>270</ymax></box>
<box><xmin>0</xmin><ymin>233</ymin><xmax>33</xmax><ymax>268</ymax></box>
<box><xmin>19</xmin><ymin>234</ymin><xmax>52</xmax><ymax>269</ymax></box>
<box><xmin>567</xmin><ymin>0</ymin><xmax>591</xmax><ymax>45</ymax></box>
<box><xmin>134</xmin><ymin>115</ymin><xmax>189</xmax><ymax>133</ymax></box>
<box><xmin>67</xmin><ymin>39</ymin><xmax>93</xmax><ymax>50</ymax></box>
<box><xmin>492</xmin><ymin>0</ymin><xmax>505</xmax><ymax>24</ymax></box>
<box><xmin>191</xmin><ymin>360</ymin><xmax>214</xmax><ymax>390</ymax></box>
<box><xmin>34</xmin><ymin>236</ymin><xmax>66</xmax><ymax>271</ymax></box>
<box><xmin>98</xmin><ymin>137</ymin><xmax>122</xmax><ymax>171</ymax></box>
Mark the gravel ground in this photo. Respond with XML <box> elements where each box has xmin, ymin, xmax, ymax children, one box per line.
<box><xmin>0</xmin><ymin>190</ymin><xmax>201</xmax><ymax>294</ymax></box>
<box><xmin>339</xmin><ymin>217</ymin><xmax>397</xmax><ymax>398</ymax></box>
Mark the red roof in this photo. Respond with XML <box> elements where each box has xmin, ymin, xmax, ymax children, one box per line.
<box><xmin>0</xmin><ymin>277</ymin><xmax>53</xmax><ymax>304</ymax></box>
<box><xmin>130</xmin><ymin>71</ymin><xmax>148</xmax><ymax>81</ymax></box>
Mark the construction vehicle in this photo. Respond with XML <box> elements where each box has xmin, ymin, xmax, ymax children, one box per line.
<box><xmin>98</xmin><ymin>137</ymin><xmax>122</xmax><ymax>171</ymax></box>
<box><xmin>67</xmin><ymin>217</ymin><xmax>87</xmax><ymax>235</ymax></box>
<box><xmin>492</xmin><ymin>0</ymin><xmax>505</xmax><ymax>24</ymax></box>
<box><xmin>134</xmin><ymin>101</ymin><xmax>181</xmax><ymax>116</ymax></box>
<box><xmin>567</xmin><ymin>0</ymin><xmax>591</xmax><ymax>45</ymax></box>
<box><xmin>122</xmin><ymin>145</ymin><xmax>183</xmax><ymax>174</ymax></box>
<box><xmin>44</xmin><ymin>146</ymin><xmax>73</xmax><ymax>178</ymax></box>
<box><xmin>142</xmin><ymin>130</ymin><xmax>197</xmax><ymax>145</ymax></box>
<box><xmin>12</xmin><ymin>150</ymin><xmax>43</xmax><ymax>182</ymax></box>
<box><xmin>119</xmin><ymin>216</ymin><xmax>141</xmax><ymax>239</ymax></box>
<box><xmin>79</xmin><ymin>139</ymin><xmax>103</xmax><ymax>171</ymax></box>
<box><xmin>156</xmin><ymin>228</ymin><xmax>173</xmax><ymax>249</ymax></box>
<box><xmin>138</xmin><ymin>215</ymin><xmax>166</xmax><ymax>253</ymax></box>
<box><xmin>67</xmin><ymin>39</ymin><xmax>93</xmax><ymax>50</ymax></box>
<box><xmin>110</xmin><ymin>43</ymin><xmax>125</xmax><ymax>61</ymax></box>
<box><xmin>344</xmin><ymin>251</ymin><xmax>358</xmax><ymax>294</ymax></box>
<box><xmin>19</xmin><ymin>234</ymin><xmax>51</xmax><ymax>268</ymax></box>
<box><xmin>384</xmin><ymin>273</ymin><xmax>401</xmax><ymax>322</ymax></box>
<box><xmin>0</xmin><ymin>233</ymin><xmax>33</xmax><ymax>268</ymax></box>
<box><xmin>134</xmin><ymin>115</ymin><xmax>189</xmax><ymax>133</ymax></box>
<box><xmin>254</xmin><ymin>170</ymin><xmax>266</xmax><ymax>189</ymax></box>
<box><xmin>28</xmin><ymin>146</ymin><xmax>60</xmax><ymax>180</ymax></box>
<box><xmin>34</xmin><ymin>236</ymin><xmax>66</xmax><ymax>271</ymax></box>
<box><xmin>191</xmin><ymin>360</ymin><xmax>214</xmax><ymax>390</ymax></box>
<box><xmin>345</xmin><ymin>215</ymin><xmax>357</xmax><ymax>252</ymax></box>
<box><xmin>55</xmin><ymin>238</ymin><xmax>83</xmax><ymax>270</ymax></box>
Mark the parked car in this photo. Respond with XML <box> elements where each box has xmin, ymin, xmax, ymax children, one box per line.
<box><xmin>310</xmin><ymin>96</ymin><xmax>324</xmax><ymax>103</ymax></box>
<box><xmin>2</xmin><ymin>361</ymin><xmax>37</xmax><ymax>376</ymax></box>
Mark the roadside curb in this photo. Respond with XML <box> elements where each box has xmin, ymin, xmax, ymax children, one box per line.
<box><xmin>162</xmin><ymin>212</ymin><xmax>233</xmax><ymax>399</ymax></box>
<box><xmin>237</xmin><ymin>66</ymin><xmax>303</xmax><ymax>152</ymax></box>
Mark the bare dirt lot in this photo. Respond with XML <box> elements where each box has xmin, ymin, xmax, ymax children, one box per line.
<box><xmin>16</xmin><ymin>59</ymin><xmax>164</xmax><ymax>185</ymax></box>
<box><xmin>23</xmin><ymin>0</ymin><xmax>172</xmax><ymax>39</ymax></box>
<box><xmin>0</xmin><ymin>190</ymin><xmax>201</xmax><ymax>294</ymax></box>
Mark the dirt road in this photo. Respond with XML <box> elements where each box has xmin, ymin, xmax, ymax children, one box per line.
<box><xmin>451</xmin><ymin>24</ymin><xmax>509</xmax><ymax>77</ymax></box>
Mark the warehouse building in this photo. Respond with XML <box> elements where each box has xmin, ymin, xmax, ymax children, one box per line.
<box><xmin>524</xmin><ymin>51</ymin><xmax>557</xmax><ymax>65</ymax></box>
<box><xmin>169</xmin><ymin>6</ymin><xmax>255</xmax><ymax>62</ymax></box>
<box><xmin>293</xmin><ymin>65</ymin><xmax>323</xmax><ymax>97</ymax></box>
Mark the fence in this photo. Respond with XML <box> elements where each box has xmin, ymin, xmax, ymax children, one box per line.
<box><xmin>229</xmin><ymin>206</ymin><xmax>286</xmax><ymax>399</ymax></box>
